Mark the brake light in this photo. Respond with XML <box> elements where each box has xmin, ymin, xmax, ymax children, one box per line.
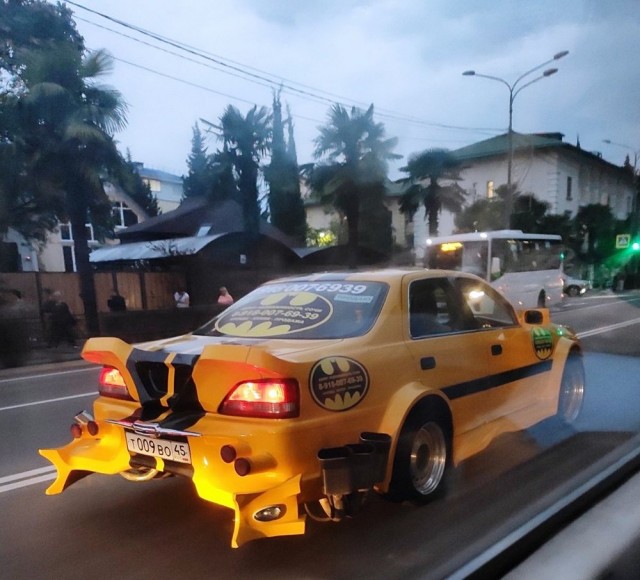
<box><xmin>98</xmin><ymin>366</ymin><xmax>133</xmax><ymax>400</ymax></box>
<box><xmin>219</xmin><ymin>379</ymin><xmax>299</xmax><ymax>418</ymax></box>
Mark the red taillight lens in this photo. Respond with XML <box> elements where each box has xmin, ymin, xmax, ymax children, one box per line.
<box><xmin>219</xmin><ymin>379</ymin><xmax>299</xmax><ymax>418</ymax></box>
<box><xmin>98</xmin><ymin>366</ymin><xmax>133</xmax><ymax>400</ymax></box>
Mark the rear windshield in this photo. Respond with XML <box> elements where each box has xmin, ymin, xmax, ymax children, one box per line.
<box><xmin>195</xmin><ymin>281</ymin><xmax>389</xmax><ymax>339</ymax></box>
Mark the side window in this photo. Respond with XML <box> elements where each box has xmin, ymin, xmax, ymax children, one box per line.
<box><xmin>409</xmin><ymin>278</ymin><xmax>469</xmax><ymax>338</ymax></box>
<box><xmin>454</xmin><ymin>278</ymin><xmax>517</xmax><ymax>328</ymax></box>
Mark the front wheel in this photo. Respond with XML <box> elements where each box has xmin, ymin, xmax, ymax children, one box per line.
<box><xmin>388</xmin><ymin>414</ymin><xmax>450</xmax><ymax>502</ymax></box>
<box><xmin>558</xmin><ymin>354</ymin><xmax>585</xmax><ymax>424</ymax></box>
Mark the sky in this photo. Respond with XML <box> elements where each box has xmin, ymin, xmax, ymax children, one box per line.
<box><xmin>61</xmin><ymin>0</ymin><xmax>640</xmax><ymax>179</ymax></box>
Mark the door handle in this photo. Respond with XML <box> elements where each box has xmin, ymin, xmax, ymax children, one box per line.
<box><xmin>491</xmin><ymin>344</ymin><xmax>502</xmax><ymax>356</ymax></box>
<box><xmin>420</xmin><ymin>356</ymin><xmax>436</xmax><ymax>370</ymax></box>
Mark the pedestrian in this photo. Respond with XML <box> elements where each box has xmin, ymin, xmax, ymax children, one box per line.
<box><xmin>49</xmin><ymin>291</ymin><xmax>77</xmax><ymax>347</ymax></box>
<box><xmin>217</xmin><ymin>286</ymin><xmax>234</xmax><ymax>306</ymax></box>
<box><xmin>174</xmin><ymin>288</ymin><xmax>190</xmax><ymax>308</ymax></box>
<box><xmin>107</xmin><ymin>289</ymin><xmax>127</xmax><ymax>312</ymax></box>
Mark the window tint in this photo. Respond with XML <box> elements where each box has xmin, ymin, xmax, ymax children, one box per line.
<box><xmin>409</xmin><ymin>278</ymin><xmax>473</xmax><ymax>338</ymax></box>
<box><xmin>453</xmin><ymin>277</ymin><xmax>517</xmax><ymax>328</ymax></box>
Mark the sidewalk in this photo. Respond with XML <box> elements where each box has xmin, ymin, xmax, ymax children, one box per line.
<box><xmin>0</xmin><ymin>340</ymin><xmax>88</xmax><ymax>379</ymax></box>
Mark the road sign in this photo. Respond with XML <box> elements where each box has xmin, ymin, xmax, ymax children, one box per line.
<box><xmin>616</xmin><ymin>234</ymin><xmax>631</xmax><ymax>249</ymax></box>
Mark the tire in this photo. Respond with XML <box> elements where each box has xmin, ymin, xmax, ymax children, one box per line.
<box><xmin>566</xmin><ymin>286</ymin><xmax>580</xmax><ymax>297</ymax></box>
<box><xmin>557</xmin><ymin>354</ymin><xmax>585</xmax><ymax>424</ymax></box>
<box><xmin>388</xmin><ymin>411</ymin><xmax>451</xmax><ymax>503</ymax></box>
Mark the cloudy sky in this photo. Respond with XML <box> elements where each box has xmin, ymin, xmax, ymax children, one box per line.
<box><xmin>63</xmin><ymin>0</ymin><xmax>640</xmax><ymax>178</ymax></box>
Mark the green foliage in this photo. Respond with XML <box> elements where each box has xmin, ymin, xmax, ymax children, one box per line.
<box><xmin>112</xmin><ymin>152</ymin><xmax>160</xmax><ymax>218</ymax></box>
<box><xmin>310</xmin><ymin>104</ymin><xmax>399</xmax><ymax>267</ymax></box>
<box><xmin>214</xmin><ymin>105</ymin><xmax>271</xmax><ymax>234</ymax></box>
<box><xmin>399</xmin><ymin>148</ymin><xmax>466</xmax><ymax>236</ymax></box>
<box><xmin>0</xmin><ymin>0</ymin><xmax>128</xmax><ymax>333</ymax></box>
<box><xmin>264</xmin><ymin>90</ymin><xmax>306</xmax><ymax>243</ymax></box>
<box><xmin>183</xmin><ymin>123</ymin><xmax>211</xmax><ymax>199</ymax></box>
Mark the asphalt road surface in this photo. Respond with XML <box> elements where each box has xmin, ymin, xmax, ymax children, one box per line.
<box><xmin>1</xmin><ymin>291</ymin><xmax>639</xmax><ymax>579</ymax></box>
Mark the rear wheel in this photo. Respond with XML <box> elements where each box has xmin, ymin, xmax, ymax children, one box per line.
<box><xmin>389</xmin><ymin>412</ymin><xmax>451</xmax><ymax>502</ymax></box>
<box><xmin>558</xmin><ymin>354</ymin><xmax>585</xmax><ymax>423</ymax></box>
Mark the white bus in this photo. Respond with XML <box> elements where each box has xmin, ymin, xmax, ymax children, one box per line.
<box><xmin>425</xmin><ymin>230</ymin><xmax>565</xmax><ymax>308</ymax></box>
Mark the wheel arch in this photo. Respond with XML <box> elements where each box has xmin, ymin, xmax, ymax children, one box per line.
<box><xmin>378</xmin><ymin>385</ymin><xmax>454</xmax><ymax>488</ymax></box>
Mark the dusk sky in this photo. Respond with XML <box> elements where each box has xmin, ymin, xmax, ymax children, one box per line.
<box><xmin>63</xmin><ymin>0</ymin><xmax>640</xmax><ymax>178</ymax></box>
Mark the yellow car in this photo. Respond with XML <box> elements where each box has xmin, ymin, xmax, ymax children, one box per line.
<box><xmin>40</xmin><ymin>269</ymin><xmax>584</xmax><ymax>547</ymax></box>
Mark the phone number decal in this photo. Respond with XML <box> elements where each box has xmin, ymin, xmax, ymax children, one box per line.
<box><xmin>215</xmin><ymin>291</ymin><xmax>333</xmax><ymax>337</ymax></box>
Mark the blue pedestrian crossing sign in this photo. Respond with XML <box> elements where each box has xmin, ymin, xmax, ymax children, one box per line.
<box><xmin>616</xmin><ymin>234</ymin><xmax>631</xmax><ymax>249</ymax></box>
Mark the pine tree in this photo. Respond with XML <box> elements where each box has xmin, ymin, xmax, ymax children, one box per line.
<box><xmin>183</xmin><ymin>123</ymin><xmax>211</xmax><ymax>199</ymax></box>
<box><xmin>264</xmin><ymin>92</ymin><xmax>306</xmax><ymax>243</ymax></box>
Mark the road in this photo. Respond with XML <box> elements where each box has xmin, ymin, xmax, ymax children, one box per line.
<box><xmin>1</xmin><ymin>292</ymin><xmax>639</xmax><ymax>579</ymax></box>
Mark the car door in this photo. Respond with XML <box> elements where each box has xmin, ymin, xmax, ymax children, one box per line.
<box><xmin>451</xmin><ymin>276</ymin><xmax>552</xmax><ymax>426</ymax></box>
<box><xmin>403</xmin><ymin>276</ymin><xmax>495</xmax><ymax>438</ymax></box>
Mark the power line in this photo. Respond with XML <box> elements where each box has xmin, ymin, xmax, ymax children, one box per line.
<box><xmin>68</xmin><ymin>0</ymin><xmax>500</xmax><ymax>136</ymax></box>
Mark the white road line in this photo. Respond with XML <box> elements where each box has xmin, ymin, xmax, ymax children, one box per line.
<box><xmin>0</xmin><ymin>391</ymin><xmax>95</xmax><ymax>412</ymax></box>
<box><xmin>0</xmin><ymin>366</ymin><xmax>96</xmax><ymax>384</ymax></box>
<box><xmin>0</xmin><ymin>465</ymin><xmax>55</xmax><ymax>485</ymax></box>
<box><xmin>577</xmin><ymin>317</ymin><xmax>640</xmax><ymax>338</ymax></box>
<box><xmin>0</xmin><ymin>472</ymin><xmax>56</xmax><ymax>494</ymax></box>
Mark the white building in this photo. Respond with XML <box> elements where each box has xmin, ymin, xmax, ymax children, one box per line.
<box><xmin>412</xmin><ymin>132</ymin><xmax>635</xmax><ymax>261</ymax></box>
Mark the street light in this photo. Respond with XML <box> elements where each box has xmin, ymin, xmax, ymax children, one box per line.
<box><xmin>602</xmin><ymin>139</ymin><xmax>638</xmax><ymax>171</ymax></box>
<box><xmin>463</xmin><ymin>51</ymin><xmax>569</xmax><ymax>228</ymax></box>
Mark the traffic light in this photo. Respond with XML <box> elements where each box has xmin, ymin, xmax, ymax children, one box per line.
<box><xmin>633</xmin><ymin>241</ymin><xmax>640</xmax><ymax>251</ymax></box>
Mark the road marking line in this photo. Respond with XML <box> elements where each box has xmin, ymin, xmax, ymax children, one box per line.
<box><xmin>0</xmin><ymin>465</ymin><xmax>55</xmax><ymax>485</ymax></box>
<box><xmin>0</xmin><ymin>392</ymin><xmax>95</xmax><ymax>412</ymax></box>
<box><xmin>0</xmin><ymin>366</ymin><xmax>96</xmax><ymax>384</ymax></box>
<box><xmin>0</xmin><ymin>473</ymin><xmax>56</xmax><ymax>494</ymax></box>
<box><xmin>577</xmin><ymin>317</ymin><xmax>640</xmax><ymax>338</ymax></box>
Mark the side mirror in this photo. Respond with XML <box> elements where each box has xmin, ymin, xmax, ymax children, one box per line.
<box><xmin>524</xmin><ymin>310</ymin><xmax>543</xmax><ymax>325</ymax></box>
<box><xmin>491</xmin><ymin>257</ymin><xmax>501</xmax><ymax>275</ymax></box>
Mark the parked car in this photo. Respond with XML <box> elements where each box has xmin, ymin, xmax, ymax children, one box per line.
<box><xmin>563</xmin><ymin>275</ymin><xmax>592</xmax><ymax>297</ymax></box>
<box><xmin>40</xmin><ymin>269</ymin><xmax>584</xmax><ymax>547</ymax></box>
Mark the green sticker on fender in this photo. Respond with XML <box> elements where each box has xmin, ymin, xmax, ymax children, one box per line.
<box><xmin>532</xmin><ymin>327</ymin><xmax>553</xmax><ymax>360</ymax></box>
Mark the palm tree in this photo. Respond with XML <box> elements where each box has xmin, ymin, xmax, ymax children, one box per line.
<box><xmin>400</xmin><ymin>148</ymin><xmax>466</xmax><ymax>236</ymax></box>
<box><xmin>312</xmin><ymin>104</ymin><xmax>399</xmax><ymax>268</ymax></box>
<box><xmin>216</xmin><ymin>105</ymin><xmax>271</xmax><ymax>234</ymax></box>
<box><xmin>17</xmin><ymin>45</ymin><xmax>127</xmax><ymax>334</ymax></box>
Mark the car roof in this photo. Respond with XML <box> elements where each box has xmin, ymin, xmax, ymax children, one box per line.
<box><xmin>263</xmin><ymin>268</ymin><xmax>483</xmax><ymax>284</ymax></box>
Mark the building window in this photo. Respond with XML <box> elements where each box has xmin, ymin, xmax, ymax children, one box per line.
<box><xmin>112</xmin><ymin>202</ymin><xmax>139</xmax><ymax>228</ymax></box>
<box><xmin>143</xmin><ymin>178</ymin><xmax>161</xmax><ymax>192</ymax></box>
<box><xmin>487</xmin><ymin>181</ymin><xmax>495</xmax><ymax>199</ymax></box>
<box><xmin>60</xmin><ymin>222</ymin><xmax>72</xmax><ymax>241</ymax></box>
<box><xmin>62</xmin><ymin>245</ymin><xmax>74</xmax><ymax>272</ymax></box>
<box><xmin>566</xmin><ymin>176</ymin><xmax>573</xmax><ymax>201</ymax></box>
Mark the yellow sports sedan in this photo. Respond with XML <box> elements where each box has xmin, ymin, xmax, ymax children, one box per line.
<box><xmin>40</xmin><ymin>269</ymin><xmax>584</xmax><ymax>547</ymax></box>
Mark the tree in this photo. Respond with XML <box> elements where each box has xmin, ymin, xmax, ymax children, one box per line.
<box><xmin>2</xmin><ymin>1</ymin><xmax>128</xmax><ymax>334</ymax></box>
<box><xmin>399</xmin><ymin>148</ymin><xmax>466</xmax><ymax>236</ymax></box>
<box><xmin>183</xmin><ymin>122</ymin><xmax>211</xmax><ymax>199</ymax></box>
<box><xmin>215</xmin><ymin>105</ymin><xmax>271</xmax><ymax>234</ymax></box>
<box><xmin>311</xmin><ymin>104</ymin><xmax>399</xmax><ymax>268</ymax></box>
<box><xmin>114</xmin><ymin>151</ymin><xmax>159</xmax><ymax>218</ymax></box>
<box><xmin>264</xmin><ymin>91</ymin><xmax>306</xmax><ymax>243</ymax></box>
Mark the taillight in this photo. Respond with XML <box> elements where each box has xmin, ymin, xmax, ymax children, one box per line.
<box><xmin>98</xmin><ymin>366</ymin><xmax>133</xmax><ymax>400</ymax></box>
<box><xmin>219</xmin><ymin>379</ymin><xmax>299</xmax><ymax>418</ymax></box>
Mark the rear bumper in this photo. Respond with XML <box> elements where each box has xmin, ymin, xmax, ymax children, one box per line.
<box><xmin>39</xmin><ymin>409</ymin><xmax>306</xmax><ymax>548</ymax></box>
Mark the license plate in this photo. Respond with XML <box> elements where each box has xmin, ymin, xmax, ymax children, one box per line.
<box><xmin>125</xmin><ymin>432</ymin><xmax>192</xmax><ymax>464</ymax></box>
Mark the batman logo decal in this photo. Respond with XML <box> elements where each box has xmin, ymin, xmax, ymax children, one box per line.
<box><xmin>309</xmin><ymin>357</ymin><xmax>369</xmax><ymax>412</ymax></box>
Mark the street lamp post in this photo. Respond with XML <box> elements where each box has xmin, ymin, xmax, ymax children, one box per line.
<box><xmin>463</xmin><ymin>51</ymin><xmax>569</xmax><ymax>228</ymax></box>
